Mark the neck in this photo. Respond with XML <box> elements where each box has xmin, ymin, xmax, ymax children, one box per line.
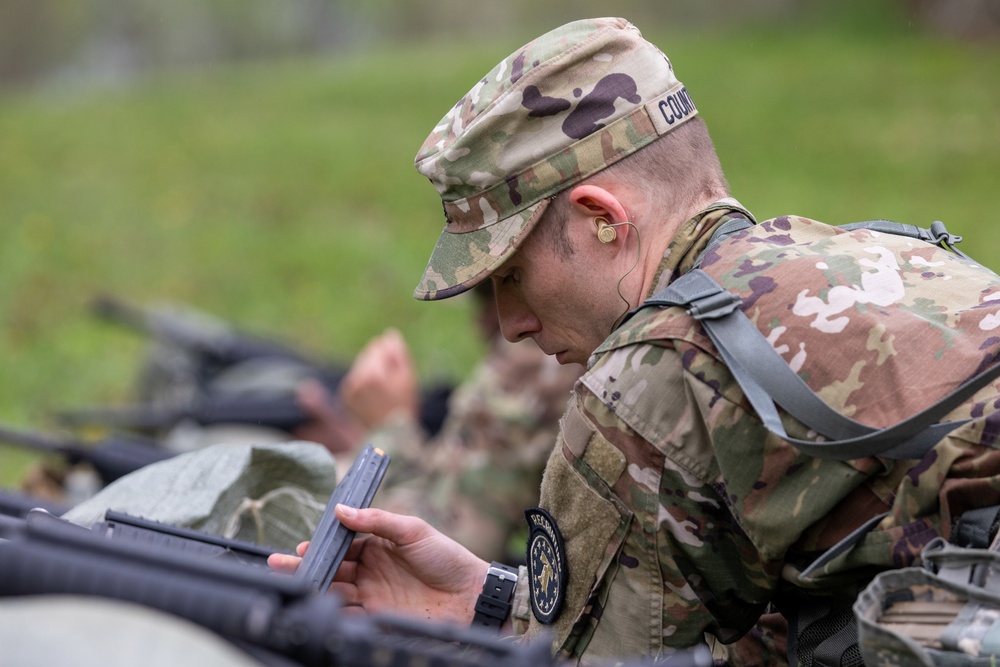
<box><xmin>633</xmin><ymin>196</ymin><xmax>716</xmax><ymax>299</ymax></box>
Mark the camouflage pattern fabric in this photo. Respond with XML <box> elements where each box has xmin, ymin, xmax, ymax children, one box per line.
<box><xmin>365</xmin><ymin>337</ymin><xmax>582</xmax><ymax>562</ymax></box>
<box><xmin>413</xmin><ymin>17</ymin><xmax>697</xmax><ymax>300</ymax></box>
<box><xmin>507</xmin><ymin>202</ymin><xmax>1000</xmax><ymax>666</ymax></box>
<box><xmin>854</xmin><ymin>540</ymin><xmax>1000</xmax><ymax>666</ymax></box>
<box><xmin>710</xmin><ymin>612</ymin><xmax>789</xmax><ymax>667</ymax></box>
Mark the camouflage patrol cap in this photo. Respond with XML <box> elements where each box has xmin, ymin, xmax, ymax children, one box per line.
<box><xmin>414</xmin><ymin>17</ymin><xmax>698</xmax><ymax>301</ymax></box>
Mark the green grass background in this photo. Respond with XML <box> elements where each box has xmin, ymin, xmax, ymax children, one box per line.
<box><xmin>2</xmin><ymin>8</ymin><xmax>999</xmax><ymax>486</ymax></box>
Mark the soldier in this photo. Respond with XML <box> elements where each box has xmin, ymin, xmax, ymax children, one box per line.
<box><xmin>294</xmin><ymin>282</ymin><xmax>582</xmax><ymax>563</ymax></box>
<box><xmin>270</xmin><ymin>17</ymin><xmax>1000</xmax><ymax>667</ymax></box>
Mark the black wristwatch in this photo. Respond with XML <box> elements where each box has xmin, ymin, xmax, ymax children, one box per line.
<box><xmin>471</xmin><ymin>561</ymin><xmax>518</xmax><ymax>631</ymax></box>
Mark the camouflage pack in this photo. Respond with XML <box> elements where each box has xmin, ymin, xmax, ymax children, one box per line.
<box><xmin>856</xmin><ymin>538</ymin><xmax>1000</xmax><ymax>666</ymax></box>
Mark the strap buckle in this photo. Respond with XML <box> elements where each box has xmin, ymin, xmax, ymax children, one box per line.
<box><xmin>471</xmin><ymin>562</ymin><xmax>518</xmax><ymax>631</ymax></box>
<box><xmin>687</xmin><ymin>290</ymin><xmax>743</xmax><ymax>321</ymax></box>
<box><xmin>922</xmin><ymin>220</ymin><xmax>964</xmax><ymax>247</ymax></box>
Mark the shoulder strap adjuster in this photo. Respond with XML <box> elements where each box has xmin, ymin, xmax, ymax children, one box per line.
<box><xmin>922</xmin><ymin>219</ymin><xmax>964</xmax><ymax>246</ymax></box>
<box><xmin>688</xmin><ymin>290</ymin><xmax>743</xmax><ymax>321</ymax></box>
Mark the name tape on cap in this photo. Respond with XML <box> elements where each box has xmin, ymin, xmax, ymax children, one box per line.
<box><xmin>645</xmin><ymin>84</ymin><xmax>698</xmax><ymax>136</ymax></box>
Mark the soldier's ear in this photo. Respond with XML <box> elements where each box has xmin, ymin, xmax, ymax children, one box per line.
<box><xmin>567</xmin><ymin>185</ymin><xmax>628</xmax><ymax>226</ymax></box>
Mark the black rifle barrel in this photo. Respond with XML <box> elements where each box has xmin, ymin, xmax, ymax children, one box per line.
<box><xmin>55</xmin><ymin>394</ymin><xmax>310</xmax><ymax>432</ymax></box>
<box><xmin>0</xmin><ymin>490</ymin><xmax>71</xmax><ymax>519</ymax></box>
<box><xmin>0</xmin><ymin>425</ymin><xmax>75</xmax><ymax>455</ymax></box>
<box><xmin>57</xmin><ymin>385</ymin><xmax>454</xmax><ymax>438</ymax></box>
<box><xmin>0</xmin><ymin>425</ymin><xmax>173</xmax><ymax>484</ymax></box>
<box><xmin>90</xmin><ymin>293</ymin><xmax>327</xmax><ymax>368</ymax></box>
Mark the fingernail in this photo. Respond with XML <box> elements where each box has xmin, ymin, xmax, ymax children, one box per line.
<box><xmin>336</xmin><ymin>504</ymin><xmax>357</xmax><ymax>519</ymax></box>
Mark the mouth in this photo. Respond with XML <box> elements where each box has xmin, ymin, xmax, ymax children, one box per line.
<box><xmin>554</xmin><ymin>350</ymin><xmax>570</xmax><ymax>364</ymax></box>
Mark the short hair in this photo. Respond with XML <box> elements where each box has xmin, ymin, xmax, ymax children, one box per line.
<box><xmin>533</xmin><ymin>117</ymin><xmax>729</xmax><ymax>257</ymax></box>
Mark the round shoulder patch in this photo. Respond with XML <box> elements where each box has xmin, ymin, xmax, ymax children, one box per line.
<box><xmin>524</xmin><ymin>507</ymin><xmax>568</xmax><ymax>624</ymax></box>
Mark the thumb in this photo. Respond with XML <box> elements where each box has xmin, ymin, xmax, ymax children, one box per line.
<box><xmin>335</xmin><ymin>504</ymin><xmax>431</xmax><ymax>546</ymax></box>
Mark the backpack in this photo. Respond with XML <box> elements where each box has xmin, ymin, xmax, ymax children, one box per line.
<box><xmin>624</xmin><ymin>217</ymin><xmax>1000</xmax><ymax>666</ymax></box>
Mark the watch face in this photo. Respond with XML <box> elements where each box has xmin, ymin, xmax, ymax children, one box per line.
<box><xmin>524</xmin><ymin>507</ymin><xmax>567</xmax><ymax>624</ymax></box>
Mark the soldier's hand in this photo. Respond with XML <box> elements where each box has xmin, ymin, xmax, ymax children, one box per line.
<box><xmin>292</xmin><ymin>379</ymin><xmax>366</xmax><ymax>455</ymax></box>
<box><xmin>340</xmin><ymin>328</ymin><xmax>420</xmax><ymax>430</ymax></box>
<box><xmin>268</xmin><ymin>541</ymin><xmax>309</xmax><ymax>573</ymax></box>
<box><xmin>328</xmin><ymin>504</ymin><xmax>489</xmax><ymax>625</ymax></box>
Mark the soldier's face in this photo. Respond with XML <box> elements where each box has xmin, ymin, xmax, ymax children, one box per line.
<box><xmin>491</xmin><ymin>222</ymin><xmax>618</xmax><ymax>365</ymax></box>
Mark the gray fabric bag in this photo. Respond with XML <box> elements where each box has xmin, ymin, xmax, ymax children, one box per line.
<box><xmin>63</xmin><ymin>439</ymin><xmax>338</xmax><ymax>551</ymax></box>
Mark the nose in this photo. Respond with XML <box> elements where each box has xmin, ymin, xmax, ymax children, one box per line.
<box><xmin>493</xmin><ymin>284</ymin><xmax>541</xmax><ymax>343</ymax></box>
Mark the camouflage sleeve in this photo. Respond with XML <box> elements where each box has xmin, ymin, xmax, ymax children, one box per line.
<box><xmin>370</xmin><ymin>339</ymin><xmax>581</xmax><ymax>562</ymax></box>
<box><xmin>364</xmin><ymin>413</ymin><xmax>430</xmax><ymax>487</ymax></box>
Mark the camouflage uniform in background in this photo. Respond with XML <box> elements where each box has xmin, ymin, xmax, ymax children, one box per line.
<box><xmin>364</xmin><ymin>336</ymin><xmax>582</xmax><ymax>563</ymax></box>
<box><xmin>408</xmin><ymin>17</ymin><xmax>1000</xmax><ymax>667</ymax></box>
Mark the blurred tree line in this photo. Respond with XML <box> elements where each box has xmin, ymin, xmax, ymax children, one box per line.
<box><xmin>1</xmin><ymin>0</ymin><xmax>997</xmax><ymax>91</ymax></box>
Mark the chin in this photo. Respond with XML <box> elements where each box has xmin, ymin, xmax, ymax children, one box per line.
<box><xmin>556</xmin><ymin>350</ymin><xmax>586</xmax><ymax>365</ymax></box>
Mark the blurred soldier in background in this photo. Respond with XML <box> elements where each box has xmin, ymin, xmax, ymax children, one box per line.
<box><xmin>13</xmin><ymin>282</ymin><xmax>581</xmax><ymax>565</ymax></box>
<box><xmin>294</xmin><ymin>281</ymin><xmax>583</xmax><ymax>562</ymax></box>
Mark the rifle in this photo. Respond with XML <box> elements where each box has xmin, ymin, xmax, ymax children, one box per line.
<box><xmin>0</xmin><ymin>518</ymin><xmax>696</xmax><ymax>667</ymax></box>
<box><xmin>0</xmin><ymin>515</ymin><xmax>710</xmax><ymax>667</ymax></box>
<box><xmin>0</xmin><ymin>444</ymin><xmax>712</xmax><ymax>666</ymax></box>
<box><xmin>54</xmin><ymin>382</ymin><xmax>455</xmax><ymax>439</ymax></box>
<box><xmin>55</xmin><ymin>393</ymin><xmax>320</xmax><ymax>434</ymax></box>
<box><xmin>0</xmin><ymin>489</ymin><xmax>71</xmax><ymax>519</ymax></box>
<box><xmin>83</xmin><ymin>294</ymin><xmax>455</xmax><ymax>437</ymax></box>
<box><xmin>0</xmin><ymin>424</ymin><xmax>174</xmax><ymax>486</ymax></box>
<box><xmin>90</xmin><ymin>293</ymin><xmax>337</xmax><ymax>380</ymax></box>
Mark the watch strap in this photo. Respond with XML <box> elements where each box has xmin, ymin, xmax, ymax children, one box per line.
<box><xmin>471</xmin><ymin>561</ymin><xmax>518</xmax><ymax>631</ymax></box>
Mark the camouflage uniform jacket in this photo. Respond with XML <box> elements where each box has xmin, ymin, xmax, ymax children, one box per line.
<box><xmin>509</xmin><ymin>200</ymin><xmax>1000</xmax><ymax>666</ymax></box>
<box><xmin>366</xmin><ymin>337</ymin><xmax>582</xmax><ymax>562</ymax></box>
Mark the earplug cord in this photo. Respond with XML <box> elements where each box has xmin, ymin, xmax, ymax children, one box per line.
<box><xmin>608</xmin><ymin>221</ymin><xmax>641</xmax><ymax>333</ymax></box>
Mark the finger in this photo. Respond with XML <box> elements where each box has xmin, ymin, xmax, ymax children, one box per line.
<box><xmin>296</xmin><ymin>541</ymin><xmax>310</xmax><ymax>556</ymax></box>
<box><xmin>332</xmin><ymin>559</ymin><xmax>357</xmax><ymax>584</ymax></box>
<box><xmin>267</xmin><ymin>552</ymin><xmax>302</xmax><ymax>572</ymax></box>
<box><xmin>381</xmin><ymin>330</ymin><xmax>411</xmax><ymax>369</ymax></box>
<box><xmin>341</xmin><ymin>339</ymin><xmax>383</xmax><ymax>391</ymax></box>
<box><xmin>295</xmin><ymin>379</ymin><xmax>328</xmax><ymax>411</ymax></box>
<box><xmin>328</xmin><ymin>581</ymin><xmax>359</xmax><ymax>605</ymax></box>
<box><xmin>339</xmin><ymin>533</ymin><xmax>369</xmax><ymax>565</ymax></box>
<box><xmin>339</xmin><ymin>604</ymin><xmax>368</xmax><ymax>616</ymax></box>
